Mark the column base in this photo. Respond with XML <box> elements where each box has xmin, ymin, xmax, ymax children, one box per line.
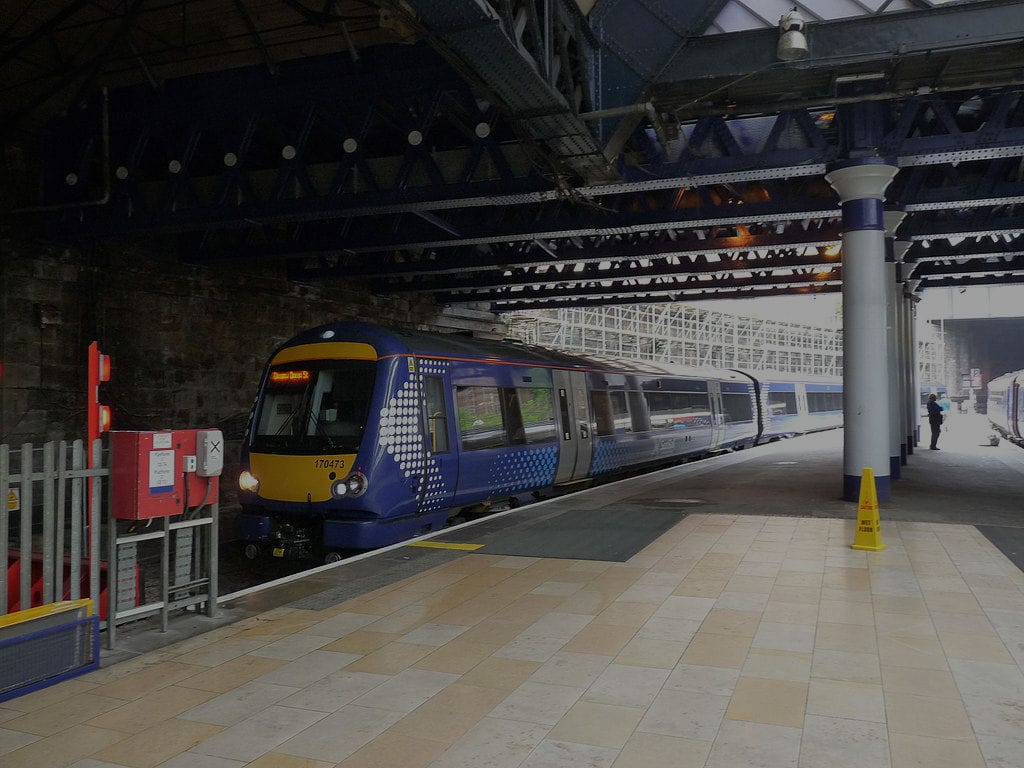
<box><xmin>844</xmin><ymin>473</ymin><xmax>892</xmax><ymax>503</ymax></box>
<box><xmin>890</xmin><ymin>456</ymin><xmax>901</xmax><ymax>480</ymax></box>
<box><xmin>900</xmin><ymin>444</ymin><xmax>907</xmax><ymax>465</ymax></box>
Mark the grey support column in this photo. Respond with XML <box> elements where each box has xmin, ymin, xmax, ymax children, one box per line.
<box><xmin>884</xmin><ymin>211</ymin><xmax>906</xmax><ymax>480</ymax></box>
<box><xmin>897</xmin><ymin>252</ymin><xmax>915</xmax><ymax>459</ymax></box>
<box><xmin>826</xmin><ymin>159</ymin><xmax>898</xmax><ymax>502</ymax></box>
<box><xmin>907</xmin><ymin>281</ymin><xmax>922</xmax><ymax>447</ymax></box>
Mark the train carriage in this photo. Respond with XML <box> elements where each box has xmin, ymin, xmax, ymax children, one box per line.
<box><xmin>237</xmin><ymin>322</ymin><xmax>841</xmax><ymax>559</ymax></box>
<box><xmin>987</xmin><ymin>370</ymin><xmax>1023</xmax><ymax>446</ymax></box>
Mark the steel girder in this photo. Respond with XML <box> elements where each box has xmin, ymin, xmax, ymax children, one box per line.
<box><xmin>400</xmin><ymin>0</ymin><xmax>612</xmax><ymax>183</ymax></box>
<box><xmin>488</xmin><ymin>283</ymin><xmax>842</xmax><ymax>311</ymax></box>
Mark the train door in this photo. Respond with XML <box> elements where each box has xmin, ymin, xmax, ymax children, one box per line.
<box><xmin>418</xmin><ymin>365</ymin><xmax>458</xmax><ymax>516</ymax></box>
<box><xmin>708</xmin><ymin>380</ymin><xmax>726</xmax><ymax>449</ymax></box>
<box><xmin>1014</xmin><ymin>377</ymin><xmax>1023</xmax><ymax>441</ymax></box>
<box><xmin>552</xmin><ymin>370</ymin><xmax>593</xmax><ymax>483</ymax></box>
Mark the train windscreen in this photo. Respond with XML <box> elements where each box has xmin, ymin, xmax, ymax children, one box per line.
<box><xmin>252</xmin><ymin>360</ymin><xmax>377</xmax><ymax>454</ymax></box>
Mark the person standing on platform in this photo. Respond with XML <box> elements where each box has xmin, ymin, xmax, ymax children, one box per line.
<box><xmin>927</xmin><ymin>394</ymin><xmax>943</xmax><ymax>450</ymax></box>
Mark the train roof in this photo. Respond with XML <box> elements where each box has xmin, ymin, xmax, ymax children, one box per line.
<box><xmin>278</xmin><ymin>321</ymin><xmax>749</xmax><ymax>382</ymax></box>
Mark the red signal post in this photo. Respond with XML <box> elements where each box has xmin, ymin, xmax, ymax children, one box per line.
<box><xmin>87</xmin><ymin>342</ymin><xmax>112</xmax><ymax>537</ymax></box>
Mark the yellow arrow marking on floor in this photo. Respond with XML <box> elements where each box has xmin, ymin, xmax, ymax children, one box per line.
<box><xmin>408</xmin><ymin>541</ymin><xmax>485</xmax><ymax>551</ymax></box>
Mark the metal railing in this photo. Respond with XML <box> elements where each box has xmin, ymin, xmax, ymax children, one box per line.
<box><xmin>0</xmin><ymin>441</ymin><xmax>105</xmax><ymax>616</ymax></box>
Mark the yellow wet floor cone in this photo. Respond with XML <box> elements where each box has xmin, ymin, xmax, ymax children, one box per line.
<box><xmin>851</xmin><ymin>467</ymin><xmax>886</xmax><ymax>552</ymax></box>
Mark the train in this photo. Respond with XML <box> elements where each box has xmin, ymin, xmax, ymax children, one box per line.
<box><xmin>987</xmin><ymin>369</ymin><xmax>1024</xmax><ymax>447</ymax></box>
<box><xmin>236</xmin><ymin>322</ymin><xmax>843</xmax><ymax>560</ymax></box>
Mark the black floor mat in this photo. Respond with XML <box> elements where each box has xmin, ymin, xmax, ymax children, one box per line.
<box><xmin>476</xmin><ymin>506</ymin><xmax>687</xmax><ymax>562</ymax></box>
<box><xmin>976</xmin><ymin>525</ymin><xmax>1024</xmax><ymax>573</ymax></box>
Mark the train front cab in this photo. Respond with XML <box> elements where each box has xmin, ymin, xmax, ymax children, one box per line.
<box><xmin>238</xmin><ymin>338</ymin><xmax>462</xmax><ymax>555</ymax></box>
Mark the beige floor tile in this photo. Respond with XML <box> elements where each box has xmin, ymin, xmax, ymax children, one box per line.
<box><xmin>740</xmin><ymin>649</ymin><xmax>811</xmax><ymax>682</ymax></box>
<box><xmin>3</xmin><ymin>693</ymin><xmax>124</xmax><ymax>736</ymax></box>
<box><xmin>3</xmin><ymin>679</ymin><xmax>98</xmax><ymax>713</ymax></box>
<box><xmin>704</xmin><ymin>719</ymin><xmax>801</xmax><ymax>768</ymax></box>
<box><xmin>612</xmin><ymin>732</ymin><xmax>712</xmax><ymax>768</ymax></box>
<box><xmin>929</xmin><ymin>610</ymin><xmax>997</xmax><ymax>634</ymax></box>
<box><xmin>246</xmin><ymin>753</ymin><xmax>336</xmax><ymax>768</ymax></box>
<box><xmin>806</xmin><ymin>679</ymin><xmax>885</xmax><ymax>722</ymax></box>
<box><xmin>774</xmin><ymin>571</ymin><xmax>822</xmax><ymax>588</ymax></box>
<box><xmin>615</xmin><ymin>637</ymin><xmax>687</xmax><ymax>669</ymax></box>
<box><xmin>725</xmin><ymin>576</ymin><xmax>775</xmax><ymax>594</ymax></box>
<box><xmin>877</xmin><ymin>634</ymin><xmax>950</xmax><ymax>670</ymax></box>
<box><xmin>321</xmin><ymin>631</ymin><xmax>400</xmax><ymax>654</ymax></box>
<box><xmin>0</xmin><ymin>724</ymin><xmax>125</xmax><ymax>768</ymax></box>
<box><xmin>885</xmin><ymin>693</ymin><xmax>975</xmax><ymax>740</ymax></box>
<box><xmin>700</xmin><ymin>609</ymin><xmax>761</xmax><ymax>637</ymax></box>
<box><xmin>172</xmin><ymin>638</ymin><xmax>275</xmax><ymax>668</ymax></box>
<box><xmin>93</xmin><ymin>718</ymin><xmax>223</xmax><ymax>768</ymax></box>
<box><xmin>752</xmin><ymin>621</ymin><xmax>815</xmax><ymax>653</ymax></box>
<box><xmin>638</xmin><ymin>689</ymin><xmax>729</xmax><ymax>741</ymax></box>
<box><xmin>86</xmin><ymin>685</ymin><xmax>217</xmax><ymax>733</ymax></box>
<box><xmin>413</xmin><ymin>640</ymin><xmax>499</xmax><ymax>674</ymax></box>
<box><xmin>428</xmin><ymin>715</ymin><xmax>548</xmax><ymax>768</ymax></box>
<box><xmin>824</xmin><ymin>567</ymin><xmax>871</xmax><ymax>591</ymax></box>
<box><xmin>593</xmin><ymin>602</ymin><xmax>658</xmax><ymax>629</ymax></box>
<box><xmin>548</xmin><ymin>701</ymin><xmax>645</xmax><ymax>749</ymax></box>
<box><xmin>390</xmin><ymin>684</ymin><xmax>506</xmax><ymax>743</ymax></box>
<box><xmin>0</xmin><ymin>727</ymin><xmax>38</xmax><ymax>756</ymax></box>
<box><xmin>818</xmin><ymin>600</ymin><xmax>874</xmax><ymax>626</ymax></box>
<box><xmin>459</xmin><ymin>657</ymin><xmax>541</xmax><ymax>690</ymax></box>
<box><xmin>814</xmin><ymin>622</ymin><xmax>878</xmax><ymax>653</ymax></box>
<box><xmin>457</xmin><ymin>619</ymin><xmax>530</xmax><ymax>646</ymax></box>
<box><xmin>811</xmin><ymin>649</ymin><xmax>881</xmax><ymax>684</ymax></box>
<box><xmin>872</xmin><ymin>595</ymin><xmax>929</xmax><ymax>616</ymax></box>
<box><xmin>89</xmin><ymin>662</ymin><xmax>208</xmax><ymax>701</ymax></box>
<box><xmin>874</xmin><ymin>611</ymin><xmax>937</xmax><ymax>638</ymax></box>
<box><xmin>889</xmin><ymin>733</ymin><xmax>986</xmax><ymax>768</ymax></box>
<box><xmin>561</xmin><ymin>623</ymin><xmax>637</xmax><ymax>656</ymax></box>
<box><xmin>557</xmin><ymin>588</ymin><xmax>615</xmax><ymax>615</ymax></box>
<box><xmin>672</xmin><ymin>580</ymin><xmax>727</xmax><ymax>598</ymax></box>
<box><xmin>800</xmin><ymin>714</ymin><xmax>890</xmax><ymax>768</ymax></box>
<box><xmin>881</xmin><ymin>666</ymin><xmax>961</xmax><ymax>699</ymax></box>
<box><xmin>176</xmin><ymin>655</ymin><xmax>288</xmax><ymax>693</ymax></box>
<box><xmin>344</xmin><ymin>642</ymin><xmax>435</xmax><ymax>674</ymax></box>
<box><xmin>681</xmin><ymin>633</ymin><xmax>752</xmax><ymax>669</ymax></box>
<box><xmin>725</xmin><ymin>677</ymin><xmax>806</xmax><ymax>728</ymax></box>
<box><xmin>923</xmin><ymin>591</ymin><xmax>985</xmax><ymax>614</ymax></box>
<box><xmin>938</xmin><ymin>631</ymin><xmax>1015</xmax><ymax>662</ymax></box>
<box><xmin>761</xmin><ymin>601</ymin><xmax>817</xmax><ymax>625</ymax></box>
<box><xmin>664</xmin><ymin>664</ymin><xmax>740</xmax><ymax>697</ymax></box>
<box><xmin>336</xmin><ymin>732</ymin><xmax>449</xmax><ymax>768</ymax></box>
<box><xmin>769</xmin><ymin>585</ymin><xmax>820</xmax><ymax>604</ymax></box>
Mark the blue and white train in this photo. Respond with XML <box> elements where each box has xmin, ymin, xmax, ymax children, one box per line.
<box><xmin>987</xmin><ymin>370</ymin><xmax>1024</xmax><ymax>447</ymax></box>
<box><xmin>236</xmin><ymin>322</ymin><xmax>843</xmax><ymax>558</ymax></box>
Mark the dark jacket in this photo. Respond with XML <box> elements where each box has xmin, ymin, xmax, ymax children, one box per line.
<box><xmin>927</xmin><ymin>400</ymin><xmax>943</xmax><ymax>425</ymax></box>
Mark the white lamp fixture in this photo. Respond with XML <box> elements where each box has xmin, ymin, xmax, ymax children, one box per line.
<box><xmin>777</xmin><ymin>9</ymin><xmax>809</xmax><ymax>61</ymax></box>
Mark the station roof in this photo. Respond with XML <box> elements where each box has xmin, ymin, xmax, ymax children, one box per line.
<box><xmin>2</xmin><ymin>0</ymin><xmax>1023</xmax><ymax>310</ymax></box>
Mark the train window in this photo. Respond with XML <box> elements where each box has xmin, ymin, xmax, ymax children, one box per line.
<box><xmin>807</xmin><ymin>392</ymin><xmax>842</xmax><ymax>413</ymax></box>
<box><xmin>516</xmin><ymin>388</ymin><xmax>557</xmax><ymax>444</ymax></box>
<box><xmin>768</xmin><ymin>390</ymin><xmax>798</xmax><ymax>415</ymax></box>
<box><xmin>423</xmin><ymin>376</ymin><xmax>449</xmax><ymax>453</ymax></box>
<box><xmin>456</xmin><ymin>386</ymin><xmax>508</xmax><ymax>450</ymax></box>
<box><xmin>645</xmin><ymin>391</ymin><xmax>711</xmax><ymax>429</ymax></box>
<box><xmin>628</xmin><ymin>390</ymin><xmax>651</xmax><ymax>432</ymax></box>
<box><xmin>609</xmin><ymin>390</ymin><xmax>633</xmax><ymax>433</ymax></box>
<box><xmin>721</xmin><ymin>392</ymin><xmax>754</xmax><ymax>424</ymax></box>
<box><xmin>253</xmin><ymin>360</ymin><xmax>376</xmax><ymax>454</ymax></box>
<box><xmin>590</xmin><ymin>390</ymin><xmax>615</xmax><ymax>436</ymax></box>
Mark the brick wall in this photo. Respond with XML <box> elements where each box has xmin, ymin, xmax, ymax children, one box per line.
<box><xmin>0</xmin><ymin>227</ymin><xmax>504</xmax><ymax>514</ymax></box>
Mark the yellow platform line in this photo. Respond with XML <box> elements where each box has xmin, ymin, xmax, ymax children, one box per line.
<box><xmin>407</xmin><ymin>541</ymin><xmax>485</xmax><ymax>551</ymax></box>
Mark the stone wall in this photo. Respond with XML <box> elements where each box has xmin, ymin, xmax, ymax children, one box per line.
<box><xmin>0</xmin><ymin>226</ymin><xmax>504</xmax><ymax>514</ymax></box>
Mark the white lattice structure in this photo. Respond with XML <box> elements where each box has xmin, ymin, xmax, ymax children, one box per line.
<box><xmin>504</xmin><ymin>305</ymin><xmax>844</xmax><ymax>376</ymax></box>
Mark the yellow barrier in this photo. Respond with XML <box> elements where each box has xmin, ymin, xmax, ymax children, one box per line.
<box><xmin>0</xmin><ymin>599</ymin><xmax>94</xmax><ymax>630</ymax></box>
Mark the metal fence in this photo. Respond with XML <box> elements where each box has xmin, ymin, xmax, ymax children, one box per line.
<box><xmin>0</xmin><ymin>440</ymin><xmax>106</xmax><ymax>617</ymax></box>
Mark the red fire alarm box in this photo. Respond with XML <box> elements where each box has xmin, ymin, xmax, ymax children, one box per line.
<box><xmin>111</xmin><ymin>430</ymin><xmax>221</xmax><ymax>520</ymax></box>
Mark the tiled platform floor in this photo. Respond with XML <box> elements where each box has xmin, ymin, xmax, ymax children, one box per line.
<box><xmin>2</xmin><ymin>512</ymin><xmax>1024</xmax><ymax>768</ymax></box>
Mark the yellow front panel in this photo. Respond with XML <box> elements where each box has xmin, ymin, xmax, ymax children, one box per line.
<box><xmin>249</xmin><ymin>453</ymin><xmax>357</xmax><ymax>503</ymax></box>
<box><xmin>272</xmin><ymin>342</ymin><xmax>377</xmax><ymax>365</ymax></box>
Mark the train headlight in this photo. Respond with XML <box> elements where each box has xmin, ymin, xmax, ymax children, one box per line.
<box><xmin>346</xmin><ymin>472</ymin><xmax>368</xmax><ymax>497</ymax></box>
<box><xmin>238</xmin><ymin>470</ymin><xmax>260</xmax><ymax>493</ymax></box>
<box><xmin>331</xmin><ymin>472</ymin><xmax>367</xmax><ymax>499</ymax></box>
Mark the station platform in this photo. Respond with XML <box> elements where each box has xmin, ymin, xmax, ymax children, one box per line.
<box><xmin>2</xmin><ymin>417</ymin><xmax>1023</xmax><ymax>768</ymax></box>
